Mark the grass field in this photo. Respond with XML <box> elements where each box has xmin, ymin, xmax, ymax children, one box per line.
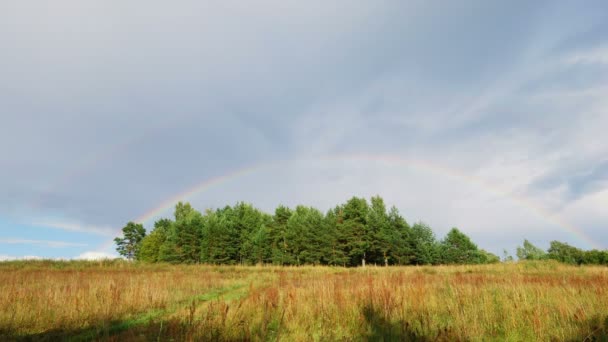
<box><xmin>1</xmin><ymin>260</ymin><xmax>607</xmax><ymax>341</ymax></box>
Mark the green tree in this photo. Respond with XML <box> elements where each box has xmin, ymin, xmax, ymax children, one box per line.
<box><xmin>386</xmin><ymin>206</ymin><xmax>413</xmax><ymax>265</ymax></box>
<box><xmin>119</xmin><ymin>196</ymin><xmax>591</xmax><ymax>267</ymax></box>
<box><xmin>250</xmin><ymin>224</ymin><xmax>272</xmax><ymax>265</ymax></box>
<box><xmin>201</xmin><ymin>206</ymin><xmax>241</xmax><ymax>264</ymax></box>
<box><xmin>174</xmin><ymin>208</ymin><xmax>204</xmax><ymax>263</ymax></box>
<box><xmin>583</xmin><ymin>250</ymin><xmax>608</xmax><ymax>265</ymax></box>
<box><xmin>324</xmin><ymin>206</ymin><xmax>350</xmax><ymax>266</ymax></box>
<box><xmin>547</xmin><ymin>241</ymin><xmax>584</xmax><ymax>265</ymax></box>
<box><xmin>158</xmin><ymin>238</ymin><xmax>180</xmax><ymax>263</ymax></box>
<box><xmin>269</xmin><ymin>205</ymin><xmax>293</xmax><ymax>265</ymax></box>
<box><xmin>516</xmin><ymin>239</ymin><xmax>547</xmax><ymax>261</ymax></box>
<box><xmin>159</xmin><ymin>202</ymin><xmax>203</xmax><ymax>263</ymax></box>
<box><xmin>440</xmin><ymin>228</ymin><xmax>481</xmax><ymax>264</ymax></box>
<box><xmin>284</xmin><ymin>206</ymin><xmax>327</xmax><ymax>265</ymax></box>
<box><xmin>341</xmin><ymin>197</ymin><xmax>369</xmax><ymax>266</ymax></box>
<box><xmin>138</xmin><ymin>219</ymin><xmax>171</xmax><ymax>262</ymax></box>
<box><xmin>367</xmin><ymin>196</ymin><xmax>390</xmax><ymax>265</ymax></box>
<box><xmin>230</xmin><ymin>202</ymin><xmax>269</xmax><ymax>265</ymax></box>
<box><xmin>174</xmin><ymin>201</ymin><xmax>195</xmax><ymax>221</ymax></box>
<box><xmin>410</xmin><ymin>222</ymin><xmax>439</xmax><ymax>265</ymax></box>
<box><xmin>479</xmin><ymin>249</ymin><xmax>501</xmax><ymax>264</ymax></box>
<box><xmin>114</xmin><ymin>222</ymin><xmax>146</xmax><ymax>260</ymax></box>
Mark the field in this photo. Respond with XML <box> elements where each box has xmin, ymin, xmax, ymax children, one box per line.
<box><xmin>1</xmin><ymin>261</ymin><xmax>607</xmax><ymax>341</ymax></box>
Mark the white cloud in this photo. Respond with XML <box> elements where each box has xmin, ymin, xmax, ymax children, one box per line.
<box><xmin>563</xmin><ymin>188</ymin><xmax>608</xmax><ymax>228</ymax></box>
<box><xmin>0</xmin><ymin>239</ymin><xmax>87</xmax><ymax>248</ymax></box>
<box><xmin>76</xmin><ymin>251</ymin><xmax>119</xmax><ymax>260</ymax></box>
<box><xmin>0</xmin><ymin>255</ymin><xmax>18</xmax><ymax>261</ymax></box>
<box><xmin>0</xmin><ymin>252</ymin><xmax>120</xmax><ymax>261</ymax></box>
<box><xmin>0</xmin><ymin>255</ymin><xmax>43</xmax><ymax>261</ymax></box>
<box><xmin>30</xmin><ymin>220</ymin><xmax>117</xmax><ymax>236</ymax></box>
<box><xmin>564</xmin><ymin>46</ymin><xmax>608</xmax><ymax>66</ymax></box>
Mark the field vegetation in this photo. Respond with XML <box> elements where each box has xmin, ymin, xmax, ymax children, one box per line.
<box><xmin>1</xmin><ymin>260</ymin><xmax>607</xmax><ymax>341</ymax></box>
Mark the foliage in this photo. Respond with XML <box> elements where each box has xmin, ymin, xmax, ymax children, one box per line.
<box><xmin>479</xmin><ymin>249</ymin><xmax>501</xmax><ymax>264</ymax></box>
<box><xmin>511</xmin><ymin>239</ymin><xmax>608</xmax><ymax>266</ymax></box>
<box><xmin>547</xmin><ymin>240</ymin><xmax>585</xmax><ymax>265</ymax></box>
<box><xmin>116</xmin><ymin>197</ymin><xmax>608</xmax><ymax>267</ymax></box>
<box><xmin>138</xmin><ymin>220</ymin><xmax>169</xmax><ymax>263</ymax></box>
<box><xmin>114</xmin><ymin>222</ymin><xmax>146</xmax><ymax>260</ymax></box>
<box><xmin>409</xmin><ymin>222</ymin><xmax>440</xmax><ymax>265</ymax></box>
<box><xmin>516</xmin><ymin>239</ymin><xmax>547</xmax><ymax>260</ymax></box>
<box><xmin>440</xmin><ymin>228</ymin><xmax>484</xmax><ymax>264</ymax></box>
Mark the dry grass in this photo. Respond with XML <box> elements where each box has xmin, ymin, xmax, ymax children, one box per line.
<box><xmin>1</xmin><ymin>260</ymin><xmax>607</xmax><ymax>341</ymax></box>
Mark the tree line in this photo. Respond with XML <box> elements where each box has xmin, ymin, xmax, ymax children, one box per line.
<box><xmin>114</xmin><ymin>196</ymin><xmax>607</xmax><ymax>266</ymax></box>
<box><xmin>515</xmin><ymin>239</ymin><xmax>608</xmax><ymax>265</ymax></box>
<box><xmin>115</xmin><ymin>196</ymin><xmax>497</xmax><ymax>266</ymax></box>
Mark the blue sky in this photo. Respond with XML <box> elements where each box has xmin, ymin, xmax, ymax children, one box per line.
<box><xmin>1</xmin><ymin>1</ymin><xmax>607</xmax><ymax>260</ymax></box>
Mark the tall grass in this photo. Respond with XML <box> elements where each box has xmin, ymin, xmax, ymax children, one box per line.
<box><xmin>1</xmin><ymin>260</ymin><xmax>606</xmax><ymax>341</ymax></box>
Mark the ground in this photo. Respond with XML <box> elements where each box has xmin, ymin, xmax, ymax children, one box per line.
<box><xmin>1</xmin><ymin>260</ymin><xmax>607</xmax><ymax>341</ymax></box>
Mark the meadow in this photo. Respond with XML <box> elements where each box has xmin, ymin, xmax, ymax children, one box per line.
<box><xmin>1</xmin><ymin>260</ymin><xmax>607</xmax><ymax>341</ymax></box>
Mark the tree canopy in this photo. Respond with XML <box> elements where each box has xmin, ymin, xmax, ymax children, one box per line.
<box><xmin>516</xmin><ymin>240</ymin><xmax>547</xmax><ymax>261</ymax></box>
<box><xmin>514</xmin><ymin>239</ymin><xmax>608</xmax><ymax>265</ymax></box>
<box><xmin>115</xmin><ymin>197</ymin><xmax>607</xmax><ymax>266</ymax></box>
<box><xmin>114</xmin><ymin>222</ymin><xmax>146</xmax><ymax>260</ymax></box>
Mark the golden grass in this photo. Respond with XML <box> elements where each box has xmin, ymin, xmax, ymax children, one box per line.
<box><xmin>1</xmin><ymin>260</ymin><xmax>607</xmax><ymax>341</ymax></box>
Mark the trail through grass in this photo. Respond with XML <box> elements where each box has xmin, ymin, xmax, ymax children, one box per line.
<box><xmin>69</xmin><ymin>283</ymin><xmax>249</xmax><ymax>342</ymax></box>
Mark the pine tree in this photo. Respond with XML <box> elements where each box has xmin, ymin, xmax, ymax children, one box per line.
<box><xmin>367</xmin><ymin>196</ymin><xmax>390</xmax><ymax>265</ymax></box>
<box><xmin>158</xmin><ymin>202</ymin><xmax>203</xmax><ymax>263</ymax></box>
<box><xmin>384</xmin><ymin>206</ymin><xmax>412</xmax><ymax>265</ymax></box>
<box><xmin>410</xmin><ymin>222</ymin><xmax>439</xmax><ymax>265</ymax></box>
<box><xmin>341</xmin><ymin>197</ymin><xmax>370</xmax><ymax>266</ymax></box>
<box><xmin>324</xmin><ymin>207</ymin><xmax>349</xmax><ymax>266</ymax></box>
<box><xmin>269</xmin><ymin>205</ymin><xmax>293</xmax><ymax>265</ymax></box>
<box><xmin>207</xmin><ymin>206</ymin><xmax>241</xmax><ymax>264</ymax></box>
<box><xmin>114</xmin><ymin>222</ymin><xmax>146</xmax><ymax>260</ymax></box>
<box><xmin>440</xmin><ymin>228</ymin><xmax>481</xmax><ymax>264</ymax></box>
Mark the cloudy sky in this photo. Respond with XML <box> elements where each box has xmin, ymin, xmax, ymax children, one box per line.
<box><xmin>1</xmin><ymin>1</ymin><xmax>607</xmax><ymax>260</ymax></box>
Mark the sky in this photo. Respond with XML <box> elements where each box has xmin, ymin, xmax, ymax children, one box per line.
<box><xmin>1</xmin><ymin>1</ymin><xmax>607</xmax><ymax>260</ymax></box>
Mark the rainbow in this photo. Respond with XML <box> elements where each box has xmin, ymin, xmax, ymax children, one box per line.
<box><xmin>30</xmin><ymin>120</ymin><xmax>174</xmax><ymax>213</ymax></box>
<box><xmin>97</xmin><ymin>154</ymin><xmax>602</xmax><ymax>252</ymax></box>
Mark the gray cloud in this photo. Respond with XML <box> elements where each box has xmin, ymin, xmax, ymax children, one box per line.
<box><xmin>1</xmin><ymin>1</ymin><xmax>607</xmax><ymax>252</ymax></box>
